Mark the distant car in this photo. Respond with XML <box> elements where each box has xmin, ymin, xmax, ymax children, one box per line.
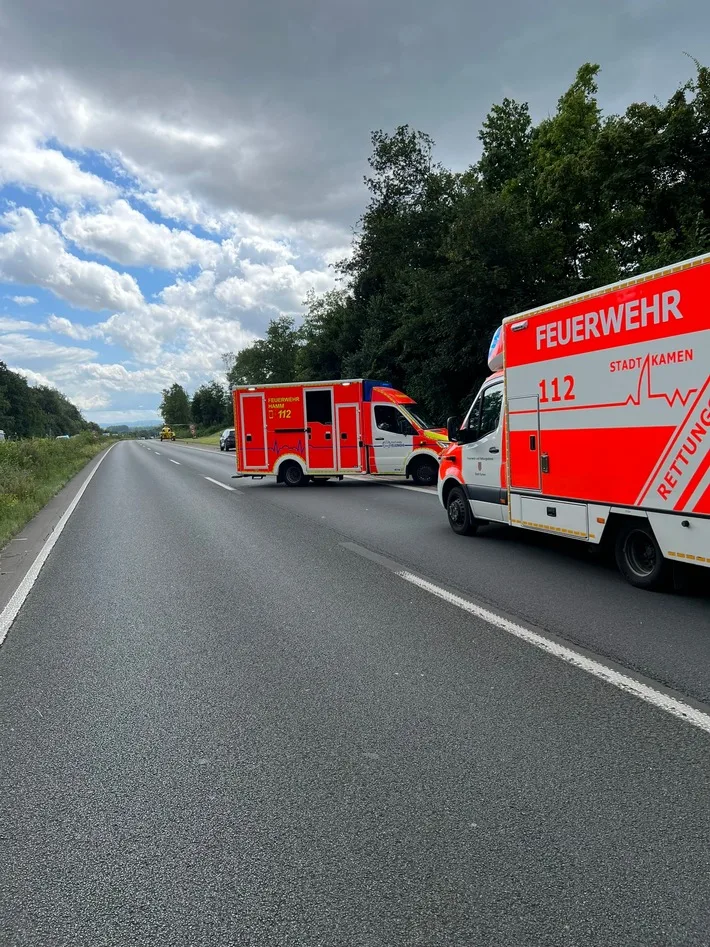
<box><xmin>0</xmin><ymin>430</ymin><xmax>5</xmax><ymax>441</ymax></box>
<box><xmin>56</xmin><ymin>434</ymin><xmax>70</xmax><ymax>439</ymax></box>
<box><xmin>220</xmin><ymin>428</ymin><xmax>235</xmax><ymax>451</ymax></box>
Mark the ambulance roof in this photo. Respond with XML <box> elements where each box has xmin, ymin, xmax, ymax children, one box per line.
<box><xmin>233</xmin><ymin>378</ymin><xmax>379</xmax><ymax>390</ymax></box>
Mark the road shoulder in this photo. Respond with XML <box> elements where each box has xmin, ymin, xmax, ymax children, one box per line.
<box><xmin>0</xmin><ymin>447</ymin><xmax>112</xmax><ymax>619</ymax></box>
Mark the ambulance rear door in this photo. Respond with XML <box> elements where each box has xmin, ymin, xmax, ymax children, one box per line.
<box><xmin>336</xmin><ymin>402</ymin><xmax>362</xmax><ymax>471</ymax></box>
<box><xmin>239</xmin><ymin>391</ymin><xmax>267</xmax><ymax>468</ymax></box>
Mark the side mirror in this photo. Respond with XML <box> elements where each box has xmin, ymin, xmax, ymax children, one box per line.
<box><xmin>446</xmin><ymin>416</ymin><xmax>459</xmax><ymax>442</ymax></box>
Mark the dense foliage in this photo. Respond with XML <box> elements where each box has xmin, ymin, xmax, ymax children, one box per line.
<box><xmin>158</xmin><ymin>381</ymin><xmax>233</xmax><ymax>432</ymax></box>
<box><xmin>159</xmin><ymin>383</ymin><xmax>192</xmax><ymax>426</ymax></box>
<box><xmin>190</xmin><ymin>382</ymin><xmax>232</xmax><ymax>428</ymax></box>
<box><xmin>0</xmin><ymin>362</ymin><xmax>97</xmax><ymax>438</ymax></box>
<box><xmin>0</xmin><ymin>433</ymin><xmax>106</xmax><ymax>546</ymax></box>
<box><xmin>226</xmin><ymin>61</ymin><xmax>710</xmax><ymax>422</ymax></box>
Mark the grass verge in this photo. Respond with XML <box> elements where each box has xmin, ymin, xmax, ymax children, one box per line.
<box><xmin>0</xmin><ymin>434</ymin><xmax>107</xmax><ymax>549</ymax></box>
<box><xmin>175</xmin><ymin>432</ymin><xmax>222</xmax><ymax>446</ymax></box>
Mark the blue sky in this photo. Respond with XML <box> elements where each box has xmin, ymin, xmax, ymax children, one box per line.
<box><xmin>0</xmin><ymin>136</ymin><xmax>340</xmax><ymax>424</ymax></box>
<box><xmin>0</xmin><ymin>0</ymin><xmax>707</xmax><ymax>424</ymax></box>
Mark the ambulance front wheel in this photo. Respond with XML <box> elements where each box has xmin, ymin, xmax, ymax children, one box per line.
<box><xmin>282</xmin><ymin>461</ymin><xmax>307</xmax><ymax>487</ymax></box>
<box><xmin>614</xmin><ymin>521</ymin><xmax>671</xmax><ymax>591</ymax></box>
<box><xmin>410</xmin><ymin>457</ymin><xmax>438</xmax><ymax>487</ymax></box>
<box><xmin>446</xmin><ymin>486</ymin><xmax>478</xmax><ymax>536</ymax></box>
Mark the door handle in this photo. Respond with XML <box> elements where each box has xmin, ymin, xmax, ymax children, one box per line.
<box><xmin>488</xmin><ymin>447</ymin><xmax>499</xmax><ymax>454</ymax></box>
<box><xmin>246</xmin><ymin>434</ymin><xmax>252</xmax><ymax>442</ymax></box>
<box><xmin>325</xmin><ymin>432</ymin><xmax>331</xmax><ymax>440</ymax></box>
<box><xmin>529</xmin><ymin>435</ymin><xmax>536</xmax><ymax>451</ymax></box>
<box><xmin>341</xmin><ymin>433</ymin><xmax>347</xmax><ymax>439</ymax></box>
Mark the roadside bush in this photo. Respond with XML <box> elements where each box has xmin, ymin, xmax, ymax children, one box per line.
<box><xmin>0</xmin><ymin>434</ymin><xmax>106</xmax><ymax>547</ymax></box>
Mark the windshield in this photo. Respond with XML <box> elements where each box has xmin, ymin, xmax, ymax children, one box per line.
<box><xmin>403</xmin><ymin>405</ymin><xmax>436</xmax><ymax>431</ymax></box>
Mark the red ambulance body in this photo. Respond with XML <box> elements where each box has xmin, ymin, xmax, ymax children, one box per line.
<box><xmin>438</xmin><ymin>253</ymin><xmax>710</xmax><ymax>590</ymax></box>
<box><xmin>233</xmin><ymin>379</ymin><xmax>448</xmax><ymax>487</ymax></box>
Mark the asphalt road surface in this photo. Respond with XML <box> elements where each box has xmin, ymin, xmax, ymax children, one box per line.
<box><xmin>1</xmin><ymin>440</ymin><xmax>710</xmax><ymax>947</ymax></box>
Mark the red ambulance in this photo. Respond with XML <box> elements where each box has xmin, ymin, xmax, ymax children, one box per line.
<box><xmin>439</xmin><ymin>253</ymin><xmax>710</xmax><ymax>590</ymax></box>
<box><xmin>233</xmin><ymin>379</ymin><xmax>448</xmax><ymax>487</ymax></box>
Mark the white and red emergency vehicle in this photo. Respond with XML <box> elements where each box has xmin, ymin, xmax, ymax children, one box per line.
<box><xmin>233</xmin><ymin>379</ymin><xmax>448</xmax><ymax>486</ymax></box>
<box><xmin>439</xmin><ymin>253</ymin><xmax>710</xmax><ymax>590</ymax></box>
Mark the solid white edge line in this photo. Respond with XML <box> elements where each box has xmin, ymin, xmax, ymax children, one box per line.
<box><xmin>0</xmin><ymin>445</ymin><xmax>115</xmax><ymax>648</ymax></box>
<box><xmin>397</xmin><ymin>570</ymin><xmax>710</xmax><ymax>737</ymax></box>
<box><xmin>169</xmin><ymin>459</ymin><xmax>180</xmax><ymax>465</ymax></box>
<box><xmin>204</xmin><ymin>476</ymin><xmax>236</xmax><ymax>492</ymax></box>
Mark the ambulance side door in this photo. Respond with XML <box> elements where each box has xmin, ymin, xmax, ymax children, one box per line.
<box><xmin>461</xmin><ymin>381</ymin><xmax>505</xmax><ymax>522</ymax></box>
<box><xmin>370</xmin><ymin>404</ymin><xmax>415</xmax><ymax>474</ymax></box>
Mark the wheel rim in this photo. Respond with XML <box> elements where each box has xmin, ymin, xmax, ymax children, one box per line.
<box><xmin>448</xmin><ymin>494</ymin><xmax>467</xmax><ymax>527</ymax></box>
<box><xmin>417</xmin><ymin>464</ymin><xmax>436</xmax><ymax>486</ymax></box>
<box><xmin>625</xmin><ymin>529</ymin><xmax>657</xmax><ymax>576</ymax></box>
<box><xmin>285</xmin><ymin>466</ymin><xmax>301</xmax><ymax>485</ymax></box>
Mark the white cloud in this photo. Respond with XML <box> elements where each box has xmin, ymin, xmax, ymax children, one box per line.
<box><xmin>0</xmin><ymin>331</ymin><xmax>99</xmax><ymax>364</ymax></box>
<box><xmin>0</xmin><ymin>127</ymin><xmax>117</xmax><ymax>205</ymax></box>
<box><xmin>0</xmin><ymin>208</ymin><xmax>144</xmax><ymax>312</ymax></box>
<box><xmin>214</xmin><ymin>260</ymin><xmax>334</xmax><ymax>314</ymax></box>
<box><xmin>61</xmin><ymin>200</ymin><xmax>221</xmax><ymax>270</ymax></box>
<box><xmin>47</xmin><ymin>314</ymin><xmax>100</xmax><ymax>340</ymax></box>
<box><xmin>87</xmin><ymin>408</ymin><xmax>162</xmax><ymax>424</ymax></box>
<box><xmin>0</xmin><ymin>316</ymin><xmax>41</xmax><ymax>332</ymax></box>
<box><xmin>8</xmin><ymin>294</ymin><xmax>37</xmax><ymax>305</ymax></box>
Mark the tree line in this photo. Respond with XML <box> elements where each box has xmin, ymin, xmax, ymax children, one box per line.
<box><xmin>159</xmin><ymin>380</ymin><xmax>233</xmax><ymax>429</ymax></box>
<box><xmin>219</xmin><ymin>60</ymin><xmax>710</xmax><ymax>423</ymax></box>
<box><xmin>0</xmin><ymin>362</ymin><xmax>99</xmax><ymax>438</ymax></box>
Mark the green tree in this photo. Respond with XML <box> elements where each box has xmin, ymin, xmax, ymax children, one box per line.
<box><xmin>191</xmin><ymin>381</ymin><xmax>230</xmax><ymax>427</ymax></box>
<box><xmin>218</xmin><ymin>60</ymin><xmax>710</xmax><ymax>425</ymax></box>
<box><xmin>228</xmin><ymin>316</ymin><xmax>301</xmax><ymax>386</ymax></box>
<box><xmin>0</xmin><ymin>362</ymin><xmax>89</xmax><ymax>438</ymax></box>
<box><xmin>159</xmin><ymin>383</ymin><xmax>191</xmax><ymax>426</ymax></box>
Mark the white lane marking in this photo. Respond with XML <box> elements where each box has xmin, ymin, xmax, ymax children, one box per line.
<box><xmin>153</xmin><ymin>451</ymin><xmax>161</xmax><ymax>455</ymax></box>
<box><xmin>169</xmin><ymin>459</ymin><xmax>180</xmax><ymax>465</ymax></box>
<box><xmin>0</xmin><ymin>446</ymin><xmax>115</xmax><ymax>649</ymax></box>
<box><xmin>173</xmin><ymin>444</ymin><xmax>227</xmax><ymax>455</ymax></box>
<box><xmin>398</xmin><ymin>570</ymin><xmax>710</xmax><ymax>737</ymax></box>
<box><xmin>204</xmin><ymin>476</ymin><xmax>236</xmax><ymax>492</ymax></box>
<box><xmin>386</xmin><ymin>483</ymin><xmax>436</xmax><ymax>495</ymax></box>
<box><xmin>344</xmin><ymin>476</ymin><xmax>436</xmax><ymax>495</ymax></box>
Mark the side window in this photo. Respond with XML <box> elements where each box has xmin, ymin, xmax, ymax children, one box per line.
<box><xmin>466</xmin><ymin>399</ymin><xmax>481</xmax><ymax>431</ymax></box>
<box><xmin>479</xmin><ymin>386</ymin><xmax>503</xmax><ymax>438</ymax></box>
<box><xmin>467</xmin><ymin>385</ymin><xmax>503</xmax><ymax>439</ymax></box>
<box><xmin>375</xmin><ymin>405</ymin><xmax>416</xmax><ymax>436</ymax></box>
<box><xmin>306</xmin><ymin>389</ymin><xmax>332</xmax><ymax>424</ymax></box>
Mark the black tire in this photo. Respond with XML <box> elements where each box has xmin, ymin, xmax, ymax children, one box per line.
<box><xmin>411</xmin><ymin>457</ymin><xmax>438</xmax><ymax>487</ymax></box>
<box><xmin>282</xmin><ymin>461</ymin><xmax>307</xmax><ymax>487</ymax></box>
<box><xmin>614</xmin><ymin>520</ymin><xmax>671</xmax><ymax>591</ymax></box>
<box><xmin>446</xmin><ymin>485</ymin><xmax>478</xmax><ymax>536</ymax></box>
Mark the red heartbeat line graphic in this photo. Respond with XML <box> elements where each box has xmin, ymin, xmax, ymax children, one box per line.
<box><xmin>515</xmin><ymin>356</ymin><xmax>702</xmax><ymax>416</ymax></box>
<box><xmin>624</xmin><ymin>355</ymin><xmax>698</xmax><ymax>409</ymax></box>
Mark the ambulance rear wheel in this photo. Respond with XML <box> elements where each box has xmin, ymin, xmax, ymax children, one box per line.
<box><xmin>411</xmin><ymin>457</ymin><xmax>438</xmax><ymax>487</ymax></box>
<box><xmin>447</xmin><ymin>486</ymin><xmax>478</xmax><ymax>536</ymax></box>
<box><xmin>615</xmin><ymin>521</ymin><xmax>670</xmax><ymax>591</ymax></box>
<box><xmin>282</xmin><ymin>461</ymin><xmax>306</xmax><ymax>487</ymax></box>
